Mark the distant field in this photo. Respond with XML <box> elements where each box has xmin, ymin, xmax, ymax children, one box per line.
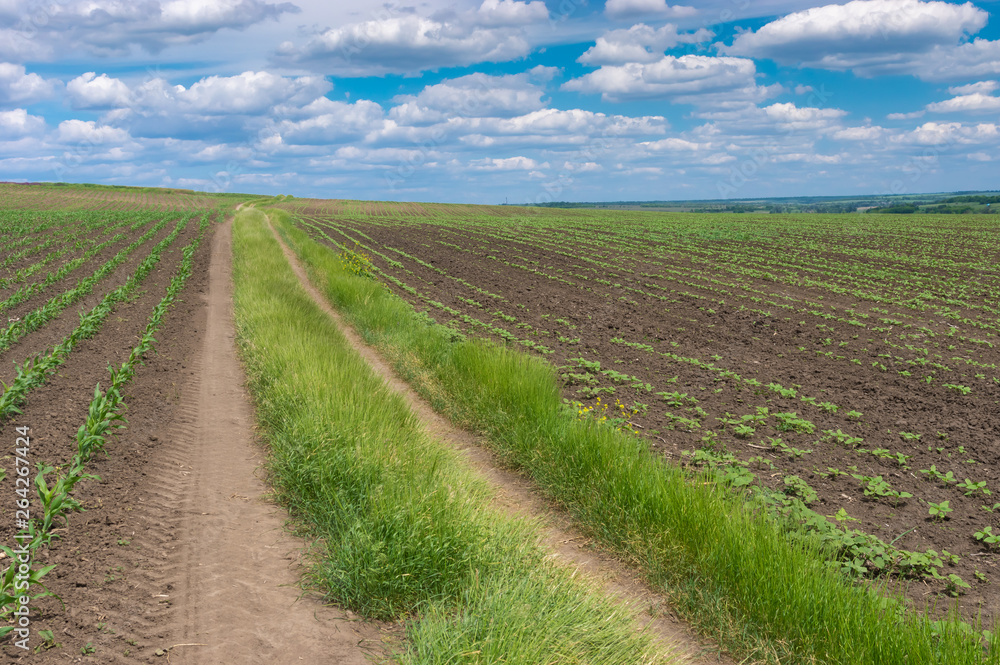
<box><xmin>276</xmin><ymin>198</ymin><xmax>1000</xmax><ymax>621</ymax></box>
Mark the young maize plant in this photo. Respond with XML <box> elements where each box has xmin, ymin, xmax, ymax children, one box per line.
<box><xmin>0</xmin><ymin>215</ymin><xmax>211</xmax><ymax>632</ymax></box>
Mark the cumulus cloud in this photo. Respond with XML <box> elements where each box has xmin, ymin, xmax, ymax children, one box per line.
<box><xmin>274</xmin><ymin>99</ymin><xmax>385</xmax><ymax>145</ymax></box>
<box><xmin>604</xmin><ymin>0</ymin><xmax>697</xmax><ymax>20</ymax></box>
<box><xmin>0</xmin><ymin>64</ymin><xmax>58</xmax><ymax>105</ymax></box>
<box><xmin>275</xmin><ymin>1</ymin><xmax>548</xmax><ymax>75</ymax></box>
<box><xmin>159</xmin><ymin>71</ymin><xmax>329</xmax><ymax>115</ymax></box>
<box><xmin>476</xmin><ymin>0</ymin><xmax>548</xmax><ymax>26</ymax></box>
<box><xmin>469</xmin><ymin>155</ymin><xmax>548</xmax><ymax>170</ymax></box>
<box><xmin>67</xmin><ymin>72</ymin><xmax>132</xmax><ymax>109</ymax></box>
<box><xmin>639</xmin><ymin>137</ymin><xmax>705</xmax><ymax>151</ymax></box>
<box><xmin>578</xmin><ymin>24</ymin><xmax>714</xmax><ymax>66</ymax></box>
<box><xmin>908</xmin><ymin>39</ymin><xmax>1000</xmax><ymax>81</ymax></box>
<box><xmin>390</xmin><ymin>71</ymin><xmax>551</xmax><ymax>124</ymax></box>
<box><xmin>690</xmin><ymin>102</ymin><xmax>849</xmax><ymax>139</ymax></box>
<box><xmin>887</xmin><ymin>110</ymin><xmax>925</xmax><ymax>120</ymax></box>
<box><xmin>892</xmin><ymin>120</ymin><xmax>1000</xmax><ymax>145</ymax></box>
<box><xmin>57</xmin><ymin>119</ymin><xmax>131</xmax><ymax>144</ymax></box>
<box><xmin>0</xmin><ymin>109</ymin><xmax>46</xmax><ymax>137</ymax></box>
<box><xmin>4</xmin><ymin>0</ymin><xmax>299</xmax><ymax>56</ymax></box>
<box><xmin>926</xmin><ymin>92</ymin><xmax>1000</xmax><ymax>114</ymax></box>
<box><xmin>720</xmin><ymin>0</ymin><xmax>992</xmax><ymax>79</ymax></box>
<box><xmin>69</xmin><ymin>70</ymin><xmax>330</xmax><ymax>117</ymax></box>
<box><xmin>563</xmin><ymin>55</ymin><xmax>780</xmax><ymax>106</ymax></box>
<box><xmin>949</xmin><ymin>80</ymin><xmax>998</xmax><ymax>95</ymax></box>
<box><xmin>833</xmin><ymin>125</ymin><xmax>886</xmax><ymax>140</ymax></box>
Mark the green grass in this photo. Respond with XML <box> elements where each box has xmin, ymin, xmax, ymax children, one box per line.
<box><xmin>269</xmin><ymin>206</ymin><xmax>998</xmax><ymax>665</ymax></box>
<box><xmin>231</xmin><ymin>208</ymin><xmax>673</xmax><ymax>664</ymax></box>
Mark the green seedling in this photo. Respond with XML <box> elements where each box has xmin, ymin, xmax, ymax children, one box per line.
<box><xmin>928</xmin><ymin>500</ymin><xmax>952</xmax><ymax>521</ymax></box>
<box><xmin>852</xmin><ymin>474</ymin><xmax>912</xmax><ymax>504</ymax></box>
<box><xmin>899</xmin><ymin>431</ymin><xmax>921</xmax><ymax>442</ymax></box>
<box><xmin>774</xmin><ymin>412</ymin><xmax>815</xmax><ymax>433</ymax></box>
<box><xmin>832</xmin><ymin>507</ymin><xmax>858</xmax><ymax>522</ymax></box>
<box><xmin>920</xmin><ymin>465</ymin><xmax>957</xmax><ymax>485</ymax></box>
<box><xmin>974</xmin><ymin>526</ymin><xmax>999</xmax><ymax>549</ymax></box>
<box><xmin>956</xmin><ymin>478</ymin><xmax>991</xmax><ymax>497</ymax></box>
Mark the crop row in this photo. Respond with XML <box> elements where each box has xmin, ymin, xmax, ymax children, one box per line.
<box><xmin>0</xmin><ymin>213</ymin><xmax>210</xmax><ymax>638</ymax></box>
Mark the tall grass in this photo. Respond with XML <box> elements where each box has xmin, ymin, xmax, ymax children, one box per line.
<box><xmin>231</xmin><ymin>208</ymin><xmax>674</xmax><ymax>664</ymax></box>
<box><xmin>270</xmin><ymin>207</ymin><xmax>998</xmax><ymax>665</ymax></box>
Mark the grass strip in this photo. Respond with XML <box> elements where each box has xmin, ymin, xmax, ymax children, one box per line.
<box><xmin>231</xmin><ymin>208</ymin><xmax>675</xmax><ymax>665</ymax></box>
<box><xmin>271</xmin><ymin>208</ymin><xmax>998</xmax><ymax>665</ymax></box>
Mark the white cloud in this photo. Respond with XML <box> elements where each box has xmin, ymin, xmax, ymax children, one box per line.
<box><xmin>887</xmin><ymin>110</ymin><xmax>925</xmax><ymax>120</ymax></box>
<box><xmin>690</xmin><ymin>102</ymin><xmax>849</xmax><ymax>139</ymax></box>
<box><xmin>469</xmin><ymin>155</ymin><xmax>548</xmax><ymax>170</ymax></box>
<box><xmin>794</xmin><ymin>85</ymin><xmax>814</xmax><ymax>95</ymax></box>
<box><xmin>67</xmin><ymin>73</ymin><xmax>132</xmax><ymax>109</ymax></box>
<box><xmin>949</xmin><ymin>80</ymin><xmax>999</xmax><ymax>95</ymax></box>
<box><xmin>390</xmin><ymin>72</ymin><xmax>549</xmax><ymax>123</ymax></box>
<box><xmin>604</xmin><ymin>0</ymin><xmax>696</xmax><ymax>20</ymax></box>
<box><xmin>70</xmin><ymin>70</ymin><xmax>331</xmax><ymax>118</ymax></box>
<box><xmin>833</xmin><ymin>125</ymin><xmax>885</xmax><ymax>140</ymax></box>
<box><xmin>763</xmin><ymin>103</ymin><xmax>848</xmax><ymax>125</ymax></box>
<box><xmin>4</xmin><ymin>0</ymin><xmax>299</xmax><ymax>56</ymax></box>
<box><xmin>563</xmin><ymin>55</ymin><xmax>778</xmax><ymax>105</ymax></box>
<box><xmin>892</xmin><ymin>121</ymin><xmax>1000</xmax><ymax>146</ymax></box>
<box><xmin>57</xmin><ymin>119</ymin><xmax>131</xmax><ymax>144</ymax></box>
<box><xmin>476</xmin><ymin>0</ymin><xmax>548</xmax><ymax>26</ymax></box>
<box><xmin>275</xmin><ymin>99</ymin><xmax>385</xmax><ymax>144</ymax></box>
<box><xmin>908</xmin><ymin>39</ymin><xmax>1000</xmax><ymax>81</ymax></box>
<box><xmin>0</xmin><ymin>64</ymin><xmax>58</xmax><ymax>105</ymax></box>
<box><xmin>0</xmin><ymin>109</ymin><xmax>46</xmax><ymax>137</ymax></box>
<box><xmin>578</xmin><ymin>24</ymin><xmax>714</xmax><ymax>66</ymax></box>
<box><xmin>166</xmin><ymin>71</ymin><xmax>329</xmax><ymax>114</ymax></box>
<box><xmin>926</xmin><ymin>92</ymin><xmax>1000</xmax><ymax>114</ymax></box>
<box><xmin>561</xmin><ymin>161</ymin><xmax>603</xmax><ymax>172</ymax></box>
<box><xmin>277</xmin><ymin>3</ymin><xmax>546</xmax><ymax>75</ymax></box>
<box><xmin>639</xmin><ymin>137</ymin><xmax>705</xmax><ymax>151</ymax></box>
<box><xmin>721</xmin><ymin>0</ymin><xmax>990</xmax><ymax>78</ymax></box>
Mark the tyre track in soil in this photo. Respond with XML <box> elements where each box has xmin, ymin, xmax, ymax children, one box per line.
<box><xmin>140</xmin><ymin>215</ymin><xmax>390</xmax><ymax>665</ymax></box>
<box><xmin>266</xmin><ymin>217</ymin><xmax>736</xmax><ymax>665</ymax></box>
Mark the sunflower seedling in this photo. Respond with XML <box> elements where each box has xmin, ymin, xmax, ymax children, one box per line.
<box><xmin>957</xmin><ymin>478</ymin><xmax>991</xmax><ymax>497</ymax></box>
<box><xmin>928</xmin><ymin>500</ymin><xmax>952</xmax><ymax>521</ymax></box>
<box><xmin>974</xmin><ymin>526</ymin><xmax>999</xmax><ymax>549</ymax></box>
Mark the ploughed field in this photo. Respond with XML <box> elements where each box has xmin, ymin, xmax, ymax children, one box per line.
<box><xmin>0</xmin><ymin>183</ymin><xmax>224</xmax><ymax>660</ymax></box>
<box><xmin>278</xmin><ymin>198</ymin><xmax>1000</xmax><ymax>620</ymax></box>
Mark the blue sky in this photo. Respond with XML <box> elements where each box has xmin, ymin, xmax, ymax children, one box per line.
<box><xmin>1</xmin><ymin>0</ymin><xmax>999</xmax><ymax>203</ymax></box>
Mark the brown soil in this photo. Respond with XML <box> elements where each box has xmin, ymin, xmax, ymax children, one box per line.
<box><xmin>267</xmin><ymin>215</ymin><xmax>736</xmax><ymax>664</ymax></box>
